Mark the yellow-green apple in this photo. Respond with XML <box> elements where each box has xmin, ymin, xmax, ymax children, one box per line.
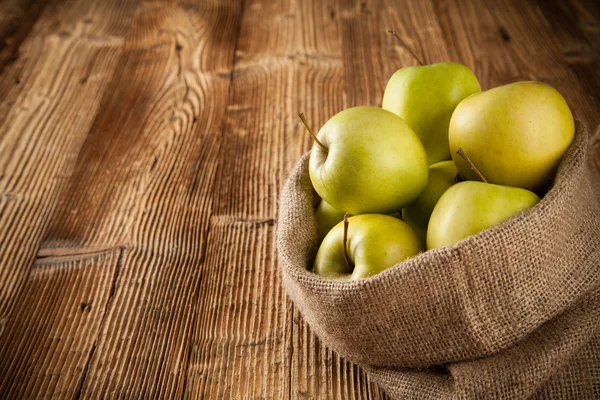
<box><xmin>315</xmin><ymin>200</ymin><xmax>345</xmax><ymax>242</ymax></box>
<box><xmin>449</xmin><ymin>81</ymin><xmax>575</xmax><ymax>192</ymax></box>
<box><xmin>402</xmin><ymin>160</ymin><xmax>458</xmax><ymax>240</ymax></box>
<box><xmin>307</xmin><ymin>106</ymin><xmax>428</xmax><ymax>215</ymax></box>
<box><xmin>427</xmin><ymin>181</ymin><xmax>540</xmax><ymax>249</ymax></box>
<box><xmin>382</xmin><ymin>62</ymin><xmax>481</xmax><ymax>164</ymax></box>
<box><xmin>313</xmin><ymin>214</ymin><xmax>423</xmax><ymax>280</ymax></box>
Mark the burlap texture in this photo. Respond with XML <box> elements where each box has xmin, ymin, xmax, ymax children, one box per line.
<box><xmin>277</xmin><ymin>123</ymin><xmax>600</xmax><ymax>399</ymax></box>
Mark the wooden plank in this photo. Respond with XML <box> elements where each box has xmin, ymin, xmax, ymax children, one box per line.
<box><xmin>32</xmin><ymin>0</ymin><xmax>244</xmax><ymax>397</ymax></box>
<box><xmin>0</xmin><ymin>248</ymin><xmax>122</xmax><ymax>398</ymax></box>
<box><xmin>186</xmin><ymin>0</ymin><xmax>326</xmax><ymax>395</ymax></box>
<box><xmin>184</xmin><ymin>219</ymin><xmax>287</xmax><ymax>398</ymax></box>
<box><xmin>0</xmin><ymin>0</ymin><xmax>137</xmax><ymax>333</ymax></box>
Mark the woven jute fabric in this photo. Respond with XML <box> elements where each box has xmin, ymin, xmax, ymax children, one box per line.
<box><xmin>277</xmin><ymin>123</ymin><xmax>600</xmax><ymax>399</ymax></box>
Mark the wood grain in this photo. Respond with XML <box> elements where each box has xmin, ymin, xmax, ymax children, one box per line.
<box><xmin>0</xmin><ymin>0</ymin><xmax>597</xmax><ymax>399</ymax></box>
<box><xmin>0</xmin><ymin>0</ymin><xmax>136</xmax><ymax>334</ymax></box>
<box><xmin>0</xmin><ymin>248</ymin><xmax>122</xmax><ymax>398</ymax></box>
<box><xmin>38</xmin><ymin>1</ymin><xmax>245</xmax><ymax>397</ymax></box>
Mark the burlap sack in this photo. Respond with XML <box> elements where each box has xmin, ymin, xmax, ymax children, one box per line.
<box><xmin>277</xmin><ymin>122</ymin><xmax>600</xmax><ymax>399</ymax></box>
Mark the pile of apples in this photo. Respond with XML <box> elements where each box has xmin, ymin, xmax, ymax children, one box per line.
<box><xmin>304</xmin><ymin>62</ymin><xmax>575</xmax><ymax>280</ymax></box>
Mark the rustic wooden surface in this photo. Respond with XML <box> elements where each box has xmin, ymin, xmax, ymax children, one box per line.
<box><xmin>0</xmin><ymin>0</ymin><xmax>598</xmax><ymax>398</ymax></box>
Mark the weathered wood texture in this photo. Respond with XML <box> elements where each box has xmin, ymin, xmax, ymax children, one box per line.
<box><xmin>0</xmin><ymin>0</ymin><xmax>598</xmax><ymax>398</ymax></box>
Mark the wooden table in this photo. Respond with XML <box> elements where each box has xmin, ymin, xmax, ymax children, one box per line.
<box><xmin>0</xmin><ymin>0</ymin><xmax>598</xmax><ymax>398</ymax></box>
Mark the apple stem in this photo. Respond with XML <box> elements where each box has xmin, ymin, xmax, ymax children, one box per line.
<box><xmin>298</xmin><ymin>112</ymin><xmax>328</xmax><ymax>153</ymax></box>
<box><xmin>456</xmin><ymin>148</ymin><xmax>488</xmax><ymax>183</ymax></box>
<box><xmin>343</xmin><ymin>213</ymin><xmax>352</xmax><ymax>269</ymax></box>
<box><xmin>454</xmin><ymin>173</ymin><xmax>463</xmax><ymax>183</ymax></box>
<box><xmin>387</xmin><ymin>29</ymin><xmax>424</xmax><ymax>66</ymax></box>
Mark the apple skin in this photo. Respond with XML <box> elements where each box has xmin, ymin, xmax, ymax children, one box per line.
<box><xmin>313</xmin><ymin>214</ymin><xmax>423</xmax><ymax>280</ymax></box>
<box><xmin>426</xmin><ymin>181</ymin><xmax>540</xmax><ymax>249</ymax></box>
<box><xmin>402</xmin><ymin>161</ymin><xmax>458</xmax><ymax>240</ymax></box>
<box><xmin>309</xmin><ymin>106</ymin><xmax>428</xmax><ymax>215</ymax></box>
<box><xmin>449</xmin><ymin>81</ymin><xmax>575</xmax><ymax>192</ymax></box>
<box><xmin>382</xmin><ymin>62</ymin><xmax>481</xmax><ymax>165</ymax></box>
<box><xmin>315</xmin><ymin>200</ymin><xmax>345</xmax><ymax>242</ymax></box>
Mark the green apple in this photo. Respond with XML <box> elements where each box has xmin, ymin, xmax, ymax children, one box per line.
<box><xmin>307</xmin><ymin>106</ymin><xmax>428</xmax><ymax>215</ymax></box>
<box><xmin>315</xmin><ymin>200</ymin><xmax>345</xmax><ymax>242</ymax></box>
<box><xmin>449</xmin><ymin>81</ymin><xmax>575</xmax><ymax>192</ymax></box>
<box><xmin>402</xmin><ymin>160</ymin><xmax>458</xmax><ymax>240</ymax></box>
<box><xmin>313</xmin><ymin>214</ymin><xmax>423</xmax><ymax>280</ymax></box>
<box><xmin>427</xmin><ymin>181</ymin><xmax>540</xmax><ymax>249</ymax></box>
<box><xmin>382</xmin><ymin>62</ymin><xmax>481</xmax><ymax>165</ymax></box>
